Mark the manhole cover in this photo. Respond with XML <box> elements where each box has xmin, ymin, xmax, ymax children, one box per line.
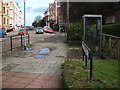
<box><xmin>34</xmin><ymin>55</ymin><xmax>46</xmax><ymax>59</ymax></box>
<box><xmin>2</xmin><ymin>63</ymin><xmax>19</xmax><ymax>71</ymax></box>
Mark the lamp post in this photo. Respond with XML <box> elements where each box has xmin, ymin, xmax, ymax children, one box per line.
<box><xmin>24</xmin><ymin>0</ymin><xmax>26</xmax><ymax>50</ymax></box>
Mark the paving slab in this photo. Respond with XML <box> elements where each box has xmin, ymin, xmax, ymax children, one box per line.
<box><xmin>1</xmin><ymin>34</ymin><xmax>67</xmax><ymax>88</ymax></box>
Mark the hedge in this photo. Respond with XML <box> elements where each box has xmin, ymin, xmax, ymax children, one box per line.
<box><xmin>102</xmin><ymin>24</ymin><xmax>120</xmax><ymax>37</ymax></box>
<box><xmin>67</xmin><ymin>23</ymin><xmax>120</xmax><ymax>41</ymax></box>
<box><xmin>68</xmin><ymin>22</ymin><xmax>83</xmax><ymax>41</ymax></box>
<box><xmin>53</xmin><ymin>24</ymin><xmax>59</xmax><ymax>31</ymax></box>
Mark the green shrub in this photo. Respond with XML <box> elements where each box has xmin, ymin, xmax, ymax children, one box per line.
<box><xmin>102</xmin><ymin>24</ymin><xmax>120</xmax><ymax>37</ymax></box>
<box><xmin>68</xmin><ymin>22</ymin><xmax>83</xmax><ymax>41</ymax></box>
<box><xmin>53</xmin><ymin>24</ymin><xmax>59</xmax><ymax>31</ymax></box>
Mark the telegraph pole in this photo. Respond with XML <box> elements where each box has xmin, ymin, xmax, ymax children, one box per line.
<box><xmin>67</xmin><ymin>0</ymin><xmax>69</xmax><ymax>41</ymax></box>
<box><xmin>24</xmin><ymin>0</ymin><xmax>26</xmax><ymax>50</ymax></box>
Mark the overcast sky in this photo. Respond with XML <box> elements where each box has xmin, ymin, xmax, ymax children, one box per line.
<box><xmin>16</xmin><ymin>0</ymin><xmax>54</xmax><ymax>26</ymax></box>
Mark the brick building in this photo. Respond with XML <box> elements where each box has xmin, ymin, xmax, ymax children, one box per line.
<box><xmin>44</xmin><ymin>0</ymin><xmax>60</xmax><ymax>28</ymax></box>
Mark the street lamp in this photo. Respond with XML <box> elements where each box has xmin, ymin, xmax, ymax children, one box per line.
<box><xmin>24</xmin><ymin>0</ymin><xmax>27</xmax><ymax>50</ymax></box>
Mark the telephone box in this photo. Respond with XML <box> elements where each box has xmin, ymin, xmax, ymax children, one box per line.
<box><xmin>82</xmin><ymin>15</ymin><xmax>102</xmax><ymax>57</ymax></box>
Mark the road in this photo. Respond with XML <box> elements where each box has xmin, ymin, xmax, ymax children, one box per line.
<box><xmin>0</xmin><ymin>31</ymin><xmax>56</xmax><ymax>53</ymax></box>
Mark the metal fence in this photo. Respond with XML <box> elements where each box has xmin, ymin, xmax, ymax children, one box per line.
<box><xmin>101</xmin><ymin>33</ymin><xmax>120</xmax><ymax>60</ymax></box>
<box><xmin>2</xmin><ymin>34</ymin><xmax>30</xmax><ymax>52</ymax></box>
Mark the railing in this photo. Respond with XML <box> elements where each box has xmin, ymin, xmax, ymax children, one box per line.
<box><xmin>2</xmin><ymin>34</ymin><xmax>30</xmax><ymax>52</ymax></box>
<box><xmin>101</xmin><ymin>33</ymin><xmax>120</xmax><ymax>60</ymax></box>
<box><xmin>10</xmin><ymin>34</ymin><xmax>30</xmax><ymax>51</ymax></box>
<box><xmin>82</xmin><ymin>41</ymin><xmax>93</xmax><ymax>81</ymax></box>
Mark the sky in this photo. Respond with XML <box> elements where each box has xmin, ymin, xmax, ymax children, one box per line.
<box><xmin>16</xmin><ymin>0</ymin><xmax>54</xmax><ymax>26</ymax></box>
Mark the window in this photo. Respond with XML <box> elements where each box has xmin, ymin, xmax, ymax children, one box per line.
<box><xmin>7</xmin><ymin>10</ymin><xmax>9</xmax><ymax>15</ymax></box>
<box><xmin>3</xmin><ymin>7</ymin><xmax>5</xmax><ymax>14</ymax></box>
<box><xmin>4</xmin><ymin>18</ymin><xmax>6</xmax><ymax>24</ymax></box>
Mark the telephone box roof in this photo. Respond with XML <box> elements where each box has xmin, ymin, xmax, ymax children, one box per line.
<box><xmin>83</xmin><ymin>14</ymin><xmax>102</xmax><ymax>18</ymax></box>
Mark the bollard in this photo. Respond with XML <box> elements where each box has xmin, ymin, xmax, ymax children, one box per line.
<box><xmin>10</xmin><ymin>36</ymin><xmax>12</xmax><ymax>51</ymax></box>
<box><xmin>28</xmin><ymin>34</ymin><xmax>30</xmax><ymax>44</ymax></box>
<box><xmin>21</xmin><ymin>34</ymin><xmax>23</xmax><ymax>47</ymax></box>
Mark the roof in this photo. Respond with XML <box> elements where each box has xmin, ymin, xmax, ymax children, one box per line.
<box><xmin>83</xmin><ymin>14</ymin><xmax>102</xmax><ymax>18</ymax></box>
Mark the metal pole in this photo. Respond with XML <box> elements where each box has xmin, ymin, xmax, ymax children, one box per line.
<box><xmin>24</xmin><ymin>0</ymin><xmax>26</xmax><ymax>50</ymax></box>
<box><xmin>67</xmin><ymin>0</ymin><xmax>69</xmax><ymax>41</ymax></box>
<box><xmin>21</xmin><ymin>34</ymin><xmax>23</xmax><ymax>47</ymax></box>
<box><xmin>100</xmin><ymin>17</ymin><xmax>102</xmax><ymax>58</ymax></box>
<box><xmin>10</xmin><ymin>36</ymin><xmax>12</xmax><ymax>51</ymax></box>
<box><xmin>59</xmin><ymin>23</ymin><xmax>60</xmax><ymax>34</ymax></box>
<box><xmin>85</xmin><ymin>55</ymin><xmax>87</xmax><ymax>67</ymax></box>
<box><xmin>83</xmin><ymin>17</ymin><xmax>86</xmax><ymax>41</ymax></box>
<box><xmin>28</xmin><ymin>34</ymin><xmax>30</xmax><ymax>44</ymax></box>
<box><xmin>55</xmin><ymin>0</ymin><xmax>57</xmax><ymax>24</ymax></box>
<box><xmin>82</xmin><ymin>49</ymin><xmax>85</xmax><ymax>61</ymax></box>
<box><xmin>90</xmin><ymin>52</ymin><xmax>93</xmax><ymax>81</ymax></box>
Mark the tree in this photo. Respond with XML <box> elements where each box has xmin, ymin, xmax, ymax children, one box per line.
<box><xmin>38</xmin><ymin>19</ymin><xmax>46</xmax><ymax>27</ymax></box>
<box><xmin>34</xmin><ymin>15</ymin><xmax>42</xmax><ymax>23</ymax></box>
<box><xmin>32</xmin><ymin>21</ymin><xmax>38</xmax><ymax>27</ymax></box>
<box><xmin>32</xmin><ymin>15</ymin><xmax>45</xmax><ymax>27</ymax></box>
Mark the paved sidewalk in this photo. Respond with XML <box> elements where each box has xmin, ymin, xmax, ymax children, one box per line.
<box><xmin>2</xmin><ymin>70</ymin><xmax>62</xmax><ymax>88</ymax></box>
<box><xmin>1</xmin><ymin>34</ymin><xmax>67</xmax><ymax>89</ymax></box>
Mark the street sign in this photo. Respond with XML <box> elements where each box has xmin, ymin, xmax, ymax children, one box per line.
<box><xmin>59</xmin><ymin>19</ymin><xmax>65</xmax><ymax>25</ymax></box>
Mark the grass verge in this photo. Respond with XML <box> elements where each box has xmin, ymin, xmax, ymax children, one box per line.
<box><xmin>62</xmin><ymin>59</ymin><xmax>119</xmax><ymax>88</ymax></box>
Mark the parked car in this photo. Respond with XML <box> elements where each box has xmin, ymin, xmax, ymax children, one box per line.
<box><xmin>43</xmin><ymin>26</ymin><xmax>50</xmax><ymax>32</ymax></box>
<box><xmin>44</xmin><ymin>27</ymin><xmax>54</xmax><ymax>33</ymax></box>
<box><xmin>26</xmin><ymin>26</ymin><xmax>34</xmax><ymax>31</ymax></box>
<box><xmin>18</xmin><ymin>29</ymin><xmax>28</xmax><ymax>35</ymax></box>
<box><xmin>36</xmin><ymin>27</ymin><xmax>44</xmax><ymax>34</ymax></box>
<box><xmin>0</xmin><ymin>28</ymin><xmax>7</xmax><ymax>38</ymax></box>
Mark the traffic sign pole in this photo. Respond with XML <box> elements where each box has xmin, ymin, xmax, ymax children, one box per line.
<box><xmin>24</xmin><ymin>0</ymin><xmax>26</xmax><ymax>50</ymax></box>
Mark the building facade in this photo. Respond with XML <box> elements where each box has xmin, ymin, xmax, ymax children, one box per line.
<box><xmin>44</xmin><ymin>0</ymin><xmax>60</xmax><ymax>28</ymax></box>
<box><xmin>105</xmin><ymin>10</ymin><xmax>120</xmax><ymax>24</ymax></box>
<box><xmin>0</xmin><ymin>0</ymin><xmax>2</xmax><ymax>28</ymax></box>
<box><xmin>0</xmin><ymin>0</ymin><xmax>23</xmax><ymax>31</ymax></box>
<box><xmin>44</xmin><ymin>9</ymin><xmax>50</xmax><ymax>26</ymax></box>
